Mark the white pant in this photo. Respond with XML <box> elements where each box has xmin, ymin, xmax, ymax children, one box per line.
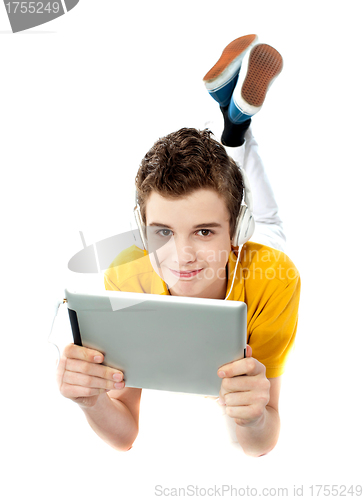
<box><xmin>205</xmin><ymin>121</ymin><xmax>286</xmax><ymax>252</ymax></box>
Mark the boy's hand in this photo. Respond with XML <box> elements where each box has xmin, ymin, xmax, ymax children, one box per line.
<box><xmin>56</xmin><ymin>344</ymin><xmax>125</xmax><ymax>408</ymax></box>
<box><xmin>217</xmin><ymin>345</ymin><xmax>270</xmax><ymax>427</ymax></box>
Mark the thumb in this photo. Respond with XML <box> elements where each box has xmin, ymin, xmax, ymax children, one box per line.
<box><xmin>246</xmin><ymin>344</ymin><xmax>253</xmax><ymax>357</ymax></box>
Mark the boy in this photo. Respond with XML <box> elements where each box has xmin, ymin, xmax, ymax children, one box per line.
<box><xmin>57</xmin><ymin>36</ymin><xmax>300</xmax><ymax>457</ymax></box>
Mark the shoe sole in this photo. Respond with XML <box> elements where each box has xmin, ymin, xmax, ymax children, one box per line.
<box><xmin>241</xmin><ymin>44</ymin><xmax>283</xmax><ymax>107</ymax></box>
<box><xmin>203</xmin><ymin>34</ymin><xmax>258</xmax><ymax>86</ymax></box>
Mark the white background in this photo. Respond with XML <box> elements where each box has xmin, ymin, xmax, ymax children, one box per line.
<box><xmin>1</xmin><ymin>1</ymin><xmax>363</xmax><ymax>499</ymax></box>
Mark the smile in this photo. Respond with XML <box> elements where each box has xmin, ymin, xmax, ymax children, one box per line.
<box><xmin>169</xmin><ymin>268</ymin><xmax>203</xmax><ymax>279</ymax></box>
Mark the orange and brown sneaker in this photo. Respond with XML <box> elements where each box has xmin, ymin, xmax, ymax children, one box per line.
<box><xmin>228</xmin><ymin>43</ymin><xmax>283</xmax><ymax>123</ymax></box>
<box><xmin>203</xmin><ymin>34</ymin><xmax>258</xmax><ymax>107</ymax></box>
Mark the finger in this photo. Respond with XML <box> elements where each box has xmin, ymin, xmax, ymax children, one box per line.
<box><xmin>218</xmin><ymin>356</ymin><xmax>264</xmax><ymax>379</ymax></box>
<box><xmin>217</xmin><ymin>344</ymin><xmax>252</xmax><ymax>378</ymax></box>
<box><xmin>65</xmin><ymin>358</ymin><xmax>123</xmax><ymax>382</ymax></box>
<box><xmin>220</xmin><ymin>375</ymin><xmax>252</xmax><ymax>395</ymax></box>
<box><xmin>221</xmin><ymin>376</ymin><xmax>252</xmax><ymax>397</ymax></box>
<box><xmin>222</xmin><ymin>371</ymin><xmax>270</xmax><ymax>394</ymax></box>
<box><xmin>63</xmin><ymin>344</ymin><xmax>105</xmax><ymax>364</ymax></box>
<box><xmin>224</xmin><ymin>390</ymin><xmax>254</xmax><ymax>407</ymax></box>
<box><xmin>217</xmin><ymin>344</ymin><xmax>253</xmax><ymax>377</ymax></box>
<box><xmin>62</xmin><ymin>371</ymin><xmax>125</xmax><ymax>391</ymax></box>
<box><xmin>218</xmin><ymin>344</ymin><xmax>253</xmax><ymax>377</ymax></box>
<box><xmin>218</xmin><ymin>388</ymin><xmax>226</xmax><ymax>405</ymax></box>
<box><xmin>60</xmin><ymin>383</ymin><xmax>109</xmax><ymax>399</ymax></box>
<box><xmin>225</xmin><ymin>404</ymin><xmax>264</xmax><ymax>424</ymax></box>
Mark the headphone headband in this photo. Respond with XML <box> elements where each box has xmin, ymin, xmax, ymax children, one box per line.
<box><xmin>230</xmin><ymin>166</ymin><xmax>255</xmax><ymax>247</ymax></box>
<box><xmin>240</xmin><ymin>167</ymin><xmax>253</xmax><ymax>213</ymax></box>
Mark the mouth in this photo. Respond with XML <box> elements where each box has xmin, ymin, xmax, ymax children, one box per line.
<box><xmin>169</xmin><ymin>268</ymin><xmax>203</xmax><ymax>279</ymax></box>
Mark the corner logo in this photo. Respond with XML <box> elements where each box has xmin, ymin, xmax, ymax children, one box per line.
<box><xmin>3</xmin><ymin>0</ymin><xmax>79</xmax><ymax>32</ymax></box>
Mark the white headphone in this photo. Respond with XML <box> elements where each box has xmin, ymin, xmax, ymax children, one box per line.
<box><xmin>133</xmin><ymin>193</ymin><xmax>148</xmax><ymax>251</ymax></box>
<box><xmin>133</xmin><ymin>166</ymin><xmax>255</xmax><ymax>251</ymax></box>
<box><xmin>231</xmin><ymin>166</ymin><xmax>255</xmax><ymax>247</ymax></box>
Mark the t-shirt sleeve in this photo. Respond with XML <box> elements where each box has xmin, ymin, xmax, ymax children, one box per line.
<box><xmin>247</xmin><ymin>273</ymin><xmax>301</xmax><ymax>378</ymax></box>
<box><xmin>104</xmin><ymin>272</ymin><xmax>121</xmax><ymax>291</ymax></box>
<box><xmin>103</xmin><ymin>244</ymin><xmax>146</xmax><ymax>293</ymax></box>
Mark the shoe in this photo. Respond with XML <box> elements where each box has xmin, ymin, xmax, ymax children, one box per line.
<box><xmin>203</xmin><ymin>35</ymin><xmax>259</xmax><ymax>107</ymax></box>
<box><xmin>228</xmin><ymin>43</ymin><xmax>283</xmax><ymax>123</ymax></box>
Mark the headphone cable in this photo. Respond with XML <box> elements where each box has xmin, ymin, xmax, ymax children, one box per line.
<box><xmin>225</xmin><ymin>245</ymin><xmax>243</xmax><ymax>301</ymax></box>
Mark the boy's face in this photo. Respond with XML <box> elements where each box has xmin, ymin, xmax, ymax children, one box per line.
<box><xmin>145</xmin><ymin>188</ymin><xmax>232</xmax><ymax>299</ymax></box>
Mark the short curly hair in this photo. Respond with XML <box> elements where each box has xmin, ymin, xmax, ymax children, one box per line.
<box><xmin>135</xmin><ymin>128</ymin><xmax>244</xmax><ymax>238</ymax></box>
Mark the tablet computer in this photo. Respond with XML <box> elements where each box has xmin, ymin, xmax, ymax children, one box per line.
<box><xmin>65</xmin><ymin>289</ymin><xmax>247</xmax><ymax>396</ymax></box>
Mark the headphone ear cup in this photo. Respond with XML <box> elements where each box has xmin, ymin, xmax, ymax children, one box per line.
<box><xmin>134</xmin><ymin>205</ymin><xmax>148</xmax><ymax>251</ymax></box>
<box><xmin>232</xmin><ymin>204</ymin><xmax>255</xmax><ymax>247</ymax></box>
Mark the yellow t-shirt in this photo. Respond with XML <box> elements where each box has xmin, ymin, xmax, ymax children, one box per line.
<box><xmin>104</xmin><ymin>242</ymin><xmax>300</xmax><ymax>378</ymax></box>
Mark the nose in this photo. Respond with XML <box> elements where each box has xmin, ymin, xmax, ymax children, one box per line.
<box><xmin>172</xmin><ymin>236</ymin><xmax>197</xmax><ymax>266</ymax></box>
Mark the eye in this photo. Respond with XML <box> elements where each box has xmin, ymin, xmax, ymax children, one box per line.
<box><xmin>196</xmin><ymin>229</ymin><xmax>214</xmax><ymax>237</ymax></box>
<box><xmin>156</xmin><ymin>229</ymin><xmax>173</xmax><ymax>237</ymax></box>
